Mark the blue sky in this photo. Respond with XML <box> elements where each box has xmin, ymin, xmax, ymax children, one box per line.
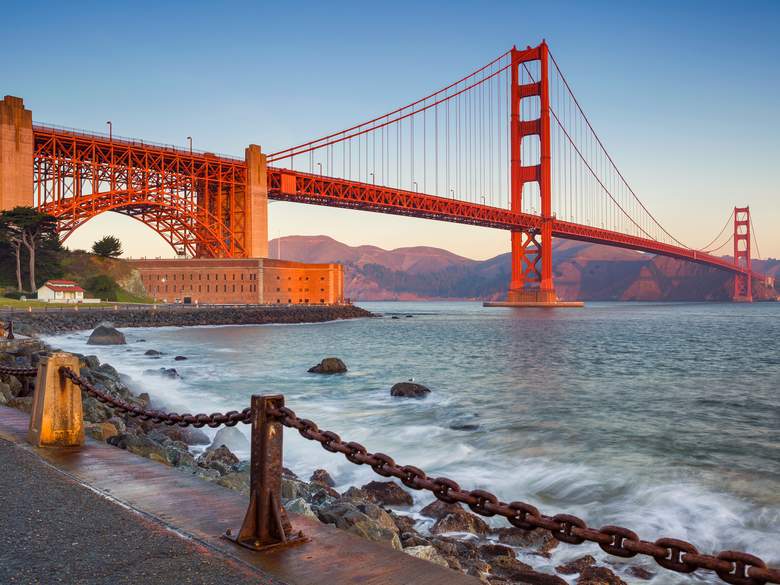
<box><xmin>2</xmin><ymin>0</ymin><xmax>778</xmax><ymax>259</ymax></box>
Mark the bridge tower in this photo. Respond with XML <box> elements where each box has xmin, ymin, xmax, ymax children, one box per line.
<box><xmin>732</xmin><ymin>206</ymin><xmax>752</xmax><ymax>302</ymax></box>
<box><xmin>499</xmin><ymin>42</ymin><xmax>577</xmax><ymax>307</ymax></box>
<box><xmin>0</xmin><ymin>96</ymin><xmax>34</xmax><ymax>211</ymax></box>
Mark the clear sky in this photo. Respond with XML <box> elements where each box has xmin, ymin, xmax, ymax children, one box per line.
<box><xmin>2</xmin><ymin>0</ymin><xmax>778</xmax><ymax>260</ymax></box>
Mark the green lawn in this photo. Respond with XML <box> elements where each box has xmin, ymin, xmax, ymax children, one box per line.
<box><xmin>0</xmin><ymin>298</ymin><xmax>153</xmax><ymax>309</ymax></box>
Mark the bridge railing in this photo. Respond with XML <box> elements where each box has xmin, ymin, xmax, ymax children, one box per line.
<box><xmin>2</xmin><ymin>352</ymin><xmax>778</xmax><ymax>584</ymax></box>
<box><xmin>33</xmin><ymin>122</ymin><xmax>244</xmax><ymax>162</ymax></box>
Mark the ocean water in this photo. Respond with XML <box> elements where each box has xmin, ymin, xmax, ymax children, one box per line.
<box><xmin>45</xmin><ymin>301</ymin><xmax>780</xmax><ymax>584</ymax></box>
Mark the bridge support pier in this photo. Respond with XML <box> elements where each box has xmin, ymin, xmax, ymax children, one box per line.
<box><xmin>0</xmin><ymin>96</ymin><xmax>34</xmax><ymax>211</ymax></box>
<box><xmin>245</xmin><ymin>144</ymin><xmax>269</xmax><ymax>259</ymax></box>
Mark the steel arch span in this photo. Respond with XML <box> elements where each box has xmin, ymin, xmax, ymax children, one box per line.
<box><xmin>32</xmin><ymin>125</ymin><xmax>249</xmax><ymax>258</ymax></box>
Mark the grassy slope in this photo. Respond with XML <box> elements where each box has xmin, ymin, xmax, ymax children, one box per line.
<box><xmin>1</xmin><ymin>251</ymin><xmax>153</xmax><ymax>304</ymax></box>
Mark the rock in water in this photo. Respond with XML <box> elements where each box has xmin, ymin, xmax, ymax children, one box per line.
<box><xmin>87</xmin><ymin>325</ymin><xmax>126</xmax><ymax>345</ymax></box>
<box><xmin>390</xmin><ymin>382</ymin><xmax>430</xmax><ymax>398</ymax></box>
<box><xmin>174</xmin><ymin>355</ymin><xmax>188</xmax><ymax>361</ymax></box>
<box><xmin>308</xmin><ymin>357</ymin><xmax>347</xmax><ymax>374</ymax></box>
<box><xmin>142</xmin><ymin>367</ymin><xmax>180</xmax><ymax>379</ymax></box>
<box><xmin>209</xmin><ymin>426</ymin><xmax>249</xmax><ymax>453</ymax></box>
<box><xmin>144</xmin><ymin>349</ymin><xmax>163</xmax><ymax>356</ymax></box>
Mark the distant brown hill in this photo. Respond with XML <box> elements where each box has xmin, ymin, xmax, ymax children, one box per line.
<box><xmin>270</xmin><ymin>236</ymin><xmax>779</xmax><ymax>302</ymax></box>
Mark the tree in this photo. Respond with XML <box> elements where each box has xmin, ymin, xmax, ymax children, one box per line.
<box><xmin>0</xmin><ymin>207</ymin><xmax>57</xmax><ymax>292</ymax></box>
<box><xmin>84</xmin><ymin>275</ymin><xmax>119</xmax><ymax>301</ymax></box>
<box><xmin>92</xmin><ymin>235</ymin><xmax>123</xmax><ymax>258</ymax></box>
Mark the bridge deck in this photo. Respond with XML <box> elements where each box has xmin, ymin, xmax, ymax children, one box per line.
<box><xmin>0</xmin><ymin>406</ymin><xmax>477</xmax><ymax>585</ymax></box>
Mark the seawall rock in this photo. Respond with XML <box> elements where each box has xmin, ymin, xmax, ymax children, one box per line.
<box><xmin>7</xmin><ymin>304</ymin><xmax>374</xmax><ymax>336</ymax></box>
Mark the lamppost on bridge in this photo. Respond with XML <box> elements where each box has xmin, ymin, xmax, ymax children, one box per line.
<box><xmin>369</xmin><ymin>172</ymin><xmax>375</xmax><ymax>184</ymax></box>
<box><xmin>412</xmin><ymin>181</ymin><xmax>418</xmax><ymax>192</ymax></box>
<box><xmin>480</xmin><ymin>195</ymin><xmax>486</xmax><ymax>205</ymax></box>
<box><xmin>187</xmin><ymin>136</ymin><xmax>192</xmax><ymax>155</ymax></box>
<box><xmin>450</xmin><ymin>188</ymin><xmax>455</xmax><ymax>199</ymax></box>
<box><xmin>316</xmin><ymin>162</ymin><xmax>322</xmax><ymax>175</ymax></box>
<box><xmin>106</xmin><ymin>121</ymin><xmax>112</xmax><ymax>141</ymax></box>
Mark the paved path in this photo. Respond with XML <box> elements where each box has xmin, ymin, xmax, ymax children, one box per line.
<box><xmin>0</xmin><ymin>438</ymin><xmax>271</xmax><ymax>585</ymax></box>
<box><xmin>0</xmin><ymin>406</ymin><xmax>477</xmax><ymax>585</ymax></box>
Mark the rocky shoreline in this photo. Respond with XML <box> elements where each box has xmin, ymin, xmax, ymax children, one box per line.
<box><xmin>0</xmin><ymin>339</ymin><xmax>639</xmax><ymax>585</ymax></box>
<box><xmin>2</xmin><ymin>304</ymin><xmax>373</xmax><ymax>337</ymax></box>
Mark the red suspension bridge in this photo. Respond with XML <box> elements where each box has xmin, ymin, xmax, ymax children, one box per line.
<box><xmin>1</xmin><ymin>41</ymin><xmax>769</xmax><ymax>302</ymax></box>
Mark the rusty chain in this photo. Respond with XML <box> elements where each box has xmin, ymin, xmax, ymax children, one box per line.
<box><xmin>0</xmin><ymin>364</ymin><xmax>38</xmax><ymax>377</ymax></box>
<box><xmin>60</xmin><ymin>367</ymin><xmax>252</xmax><ymax>428</ymax></box>
<box><xmin>268</xmin><ymin>404</ymin><xmax>780</xmax><ymax>585</ymax></box>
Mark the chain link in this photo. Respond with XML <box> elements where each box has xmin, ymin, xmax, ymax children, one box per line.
<box><xmin>61</xmin><ymin>367</ymin><xmax>252</xmax><ymax>428</ymax></box>
<box><xmin>268</xmin><ymin>404</ymin><xmax>780</xmax><ymax>585</ymax></box>
<box><xmin>0</xmin><ymin>364</ymin><xmax>38</xmax><ymax>377</ymax></box>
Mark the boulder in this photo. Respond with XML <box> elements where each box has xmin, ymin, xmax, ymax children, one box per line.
<box><xmin>0</xmin><ymin>382</ymin><xmax>13</xmax><ymax>403</ymax></box>
<box><xmin>354</xmin><ymin>502</ymin><xmax>400</xmax><ymax>534</ymax></box>
<box><xmin>495</xmin><ymin>526</ymin><xmax>559</xmax><ymax>556</ymax></box>
<box><xmin>82</xmin><ymin>395</ymin><xmax>113</xmax><ymax>423</ymax></box>
<box><xmin>174</xmin><ymin>355</ymin><xmax>188</xmax><ymax>361</ymax></box>
<box><xmin>87</xmin><ymin>325</ymin><xmax>126</xmax><ymax>345</ymax></box>
<box><xmin>144</xmin><ymin>349</ymin><xmax>163</xmax><ymax>356</ymax></box>
<box><xmin>391</xmin><ymin>513</ymin><xmax>417</xmax><ymax>534</ymax></box>
<box><xmin>7</xmin><ymin>395</ymin><xmax>33</xmax><ymax>413</ymax></box>
<box><xmin>208</xmin><ymin>426</ymin><xmax>249</xmax><ymax>453</ymax></box>
<box><xmin>478</xmin><ymin>543</ymin><xmax>515</xmax><ymax>560</ymax></box>
<box><xmin>284</xmin><ymin>497</ymin><xmax>318</xmax><ymax>520</ymax></box>
<box><xmin>148</xmin><ymin>425</ymin><xmax>210</xmax><ymax>446</ymax></box>
<box><xmin>576</xmin><ymin>566</ymin><xmax>628</xmax><ymax>585</ymax></box>
<box><xmin>626</xmin><ymin>566</ymin><xmax>654</xmax><ymax>580</ymax></box>
<box><xmin>197</xmin><ymin>445</ymin><xmax>239</xmax><ymax>476</ymax></box>
<box><xmin>310</xmin><ymin>468</ymin><xmax>336</xmax><ymax>488</ymax></box>
<box><xmin>316</xmin><ymin>502</ymin><xmax>401</xmax><ymax>550</ymax></box>
<box><xmin>216</xmin><ymin>470</ymin><xmax>250</xmax><ymax>494</ymax></box>
<box><xmin>308</xmin><ymin>357</ymin><xmax>348</xmax><ymax>374</ymax></box>
<box><xmin>109</xmin><ymin>434</ymin><xmax>172</xmax><ymax>465</ymax></box>
<box><xmin>556</xmin><ymin>555</ymin><xmax>596</xmax><ymax>575</ymax></box>
<box><xmin>431</xmin><ymin>510</ymin><xmax>490</xmax><ymax>536</ymax></box>
<box><xmin>360</xmin><ymin>480</ymin><xmax>413</xmax><ymax>506</ymax></box>
<box><xmin>390</xmin><ymin>382</ymin><xmax>430</xmax><ymax>398</ymax></box>
<box><xmin>490</xmin><ymin>555</ymin><xmax>566</xmax><ymax>584</ymax></box>
<box><xmin>403</xmin><ymin>545</ymin><xmax>449</xmax><ymax>568</ymax></box>
<box><xmin>401</xmin><ymin>532</ymin><xmax>430</xmax><ymax>548</ymax></box>
<box><xmin>84</xmin><ymin>421</ymin><xmax>119</xmax><ymax>442</ymax></box>
<box><xmin>340</xmin><ymin>486</ymin><xmax>373</xmax><ymax>503</ymax></box>
<box><xmin>81</xmin><ymin>355</ymin><xmax>100</xmax><ymax>369</ymax></box>
<box><xmin>422</xmin><ymin>501</ymin><xmax>489</xmax><ymax>536</ymax></box>
<box><xmin>282</xmin><ymin>477</ymin><xmax>338</xmax><ymax>505</ymax></box>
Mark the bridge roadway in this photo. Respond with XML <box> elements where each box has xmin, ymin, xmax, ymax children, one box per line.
<box><xmin>267</xmin><ymin>168</ymin><xmax>760</xmax><ymax>278</ymax></box>
<box><xmin>0</xmin><ymin>406</ymin><xmax>477</xmax><ymax>585</ymax></box>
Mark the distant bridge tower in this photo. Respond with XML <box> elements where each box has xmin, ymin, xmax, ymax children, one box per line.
<box><xmin>733</xmin><ymin>206</ymin><xmax>752</xmax><ymax>302</ymax></box>
<box><xmin>506</xmin><ymin>42</ymin><xmax>559</xmax><ymax>305</ymax></box>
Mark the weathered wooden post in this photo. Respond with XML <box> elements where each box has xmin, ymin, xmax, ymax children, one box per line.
<box><xmin>225</xmin><ymin>394</ymin><xmax>307</xmax><ymax>550</ymax></box>
<box><xmin>28</xmin><ymin>352</ymin><xmax>84</xmax><ymax>447</ymax></box>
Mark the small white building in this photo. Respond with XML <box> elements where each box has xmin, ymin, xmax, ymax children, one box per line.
<box><xmin>37</xmin><ymin>280</ymin><xmax>86</xmax><ymax>303</ymax></box>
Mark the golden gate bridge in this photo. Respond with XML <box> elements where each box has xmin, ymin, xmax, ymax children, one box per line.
<box><xmin>13</xmin><ymin>41</ymin><xmax>769</xmax><ymax>303</ymax></box>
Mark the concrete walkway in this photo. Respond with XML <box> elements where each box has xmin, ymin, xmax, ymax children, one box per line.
<box><xmin>0</xmin><ymin>406</ymin><xmax>477</xmax><ymax>585</ymax></box>
<box><xmin>0</xmin><ymin>438</ymin><xmax>273</xmax><ymax>585</ymax></box>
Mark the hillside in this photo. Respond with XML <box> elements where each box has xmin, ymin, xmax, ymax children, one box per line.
<box><xmin>271</xmin><ymin>235</ymin><xmax>780</xmax><ymax>302</ymax></box>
